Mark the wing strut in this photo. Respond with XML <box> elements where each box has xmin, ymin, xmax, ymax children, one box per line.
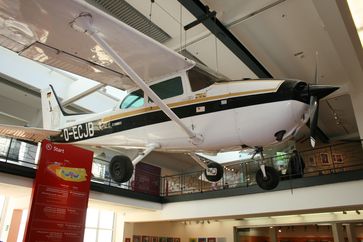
<box><xmin>131</xmin><ymin>143</ymin><xmax>159</xmax><ymax>165</ymax></box>
<box><xmin>189</xmin><ymin>153</ymin><xmax>209</xmax><ymax>169</ymax></box>
<box><xmin>71</xmin><ymin>13</ymin><xmax>203</xmax><ymax>145</ymax></box>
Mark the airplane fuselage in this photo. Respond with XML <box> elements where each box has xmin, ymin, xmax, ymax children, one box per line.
<box><xmin>50</xmin><ymin>78</ymin><xmax>310</xmax><ymax>152</ymax></box>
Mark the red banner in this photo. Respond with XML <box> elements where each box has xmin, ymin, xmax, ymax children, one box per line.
<box><xmin>24</xmin><ymin>140</ymin><xmax>93</xmax><ymax>242</ymax></box>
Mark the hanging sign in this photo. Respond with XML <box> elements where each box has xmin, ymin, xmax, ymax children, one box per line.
<box><xmin>24</xmin><ymin>140</ymin><xmax>93</xmax><ymax>242</ymax></box>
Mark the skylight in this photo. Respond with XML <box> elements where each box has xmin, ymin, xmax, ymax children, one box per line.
<box><xmin>347</xmin><ymin>0</ymin><xmax>363</xmax><ymax>46</ymax></box>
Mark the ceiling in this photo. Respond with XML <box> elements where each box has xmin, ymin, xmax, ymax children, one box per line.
<box><xmin>0</xmin><ymin>0</ymin><xmax>363</xmax><ymax>172</ymax></box>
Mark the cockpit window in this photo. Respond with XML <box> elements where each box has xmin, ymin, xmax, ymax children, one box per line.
<box><xmin>120</xmin><ymin>77</ymin><xmax>183</xmax><ymax>109</ymax></box>
<box><xmin>120</xmin><ymin>89</ymin><xmax>144</xmax><ymax>109</ymax></box>
<box><xmin>150</xmin><ymin>77</ymin><xmax>183</xmax><ymax>100</ymax></box>
<box><xmin>187</xmin><ymin>67</ymin><xmax>216</xmax><ymax>92</ymax></box>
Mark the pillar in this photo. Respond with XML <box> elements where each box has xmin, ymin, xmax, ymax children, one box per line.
<box><xmin>345</xmin><ymin>224</ymin><xmax>356</xmax><ymax>242</ymax></box>
<box><xmin>269</xmin><ymin>227</ymin><xmax>278</xmax><ymax>242</ymax></box>
<box><xmin>331</xmin><ymin>223</ymin><xmax>344</xmax><ymax>242</ymax></box>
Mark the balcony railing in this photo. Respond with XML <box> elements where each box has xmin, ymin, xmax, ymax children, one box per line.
<box><xmin>1</xmin><ymin>136</ymin><xmax>363</xmax><ymax>198</ymax></box>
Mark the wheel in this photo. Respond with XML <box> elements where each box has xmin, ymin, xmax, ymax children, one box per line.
<box><xmin>255</xmin><ymin>166</ymin><xmax>280</xmax><ymax>190</ymax></box>
<box><xmin>204</xmin><ymin>162</ymin><xmax>223</xmax><ymax>182</ymax></box>
<box><xmin>109</xmin><ymin>155</ymin><xmax>134</xmax><ymax>183</ymax></box>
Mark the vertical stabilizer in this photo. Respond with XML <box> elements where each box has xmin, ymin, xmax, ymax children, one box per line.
<box><xmin>41</xmin><ymin>86</ymin><xmax>64</xmax><ymax>130</ymax></box>
<box><xmin>41</xmin><ymin>85</ymin><xmax>72</xmax><ymax>130</ymax></box>
<box><xmin>41</xmin><ymin>85</ymin><xmax>97</xmax><ymax>130</ymax></box>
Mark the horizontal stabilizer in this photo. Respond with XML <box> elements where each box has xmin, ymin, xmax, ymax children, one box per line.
<box><xmin>0</xmin><ymin>124</ymin><xmax>60</xmax><ymax>143</ymax></box>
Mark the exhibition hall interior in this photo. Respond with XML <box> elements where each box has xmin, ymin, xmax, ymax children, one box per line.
<box><xmin>0</xmin><ymin>0</ymin><xmax>363</xmax><ymax>241</ymax></box>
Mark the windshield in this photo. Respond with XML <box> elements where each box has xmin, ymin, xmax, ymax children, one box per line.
<box><xmin>119</xmin><ymin>89</ymin><xmax>144</xmax><ymax>109</ymax></box>
<box><xmin>120</xmin><ymin>76</ymin><xmax>184</xmax><ymax>109</ymax></box>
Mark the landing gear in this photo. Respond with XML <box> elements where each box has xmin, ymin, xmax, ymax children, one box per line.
<box><xmin>256</xmin><ymin>165</ymin><xmax>280</xmax><ymax>190</ymax></box>
<box><xmin>253</xmin><ymin>147</ymin><xmax>280</xmax><ymax>190</ymax></box>
<box><xmin>109</xmin><ymin>155</ymin><xmax>134</xmax><ymax>183</ymax></box>
<box><xmin>204</xmin><ymin>162</ymin><xmax>223</xmax><ymax>182</ymax></box>
<box><xmin>108</xmin><ymin>143</ymin><xmax>159</xmax><ymax>184</ymax></box>
<box><xmin>189</xmin><ymin>153</ymin><xmax>224</xmax><ymax>182</ymax></box>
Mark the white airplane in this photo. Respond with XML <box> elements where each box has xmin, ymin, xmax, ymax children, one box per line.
<box><xmin>0</xmin><ymin>0</ymin><xmax>338</xmax><ymax>190</ymax></box>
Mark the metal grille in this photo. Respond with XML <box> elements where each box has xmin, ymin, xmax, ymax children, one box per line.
<box><xmin>87</xmin><ymin>0</ymin><xmax>171</xmax><ymax>43</ymax></box>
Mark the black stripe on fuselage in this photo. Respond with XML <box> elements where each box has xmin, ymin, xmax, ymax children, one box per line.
<box><xmin>51</xmin><ymin>80</ymin><xmax>307</xmax><ymax>143</ymax></box>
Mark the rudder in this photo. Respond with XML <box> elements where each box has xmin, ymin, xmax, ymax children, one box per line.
<box><xmin>40</xmin><ymin>85</ymin><xmax>65</xmax><ymax>130</ymax></box>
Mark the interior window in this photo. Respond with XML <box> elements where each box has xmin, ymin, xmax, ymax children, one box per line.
<box><xmin>187</xmin><ymin>67</ymin><xmax>215</xmax><ymax>92</ymax></box>
<box><xmin>120</xmin><ymin>89</ymin><xmax>144</xmax><ymax>109</ymax></box>
<box><xmin>150</xmin><ymin>77</ymin><xmax>183</xmax><ymax>100</ymax></box>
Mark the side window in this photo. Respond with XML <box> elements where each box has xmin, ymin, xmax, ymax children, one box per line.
<box><xmin>120</xmin><ymin>89</ymin><xmax>144</xmax><ymax>109</ymax></box>
<box><xmin>150</xmin><ymin>77</ymin><xmax>183</xmax><ymax>100</ymax></box>
<box><xmin>187</xmin><ymin>68</ymin><xmax>215</xmax><ymax>92</ymax></box>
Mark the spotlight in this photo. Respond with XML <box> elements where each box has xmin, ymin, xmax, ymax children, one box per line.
<box><xmin>278</xmin><ymin>227</ymin><xmax>282</xmax><ymax>233</ymax></box>
<box><xmin>356</xmin><ymin>210</ymin><xmax>361</xmax><ymax>215</ymax></box>
<box><xmin>343</xmin><ymin>211</ymin><xmax>347</xmax><ymax>214</ymax></box>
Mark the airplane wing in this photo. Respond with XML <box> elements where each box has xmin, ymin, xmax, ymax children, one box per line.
<box><xmin>0</xmin><ymin>124</ymin><xmax>60</xmax><ymax>143</ymax></box>
<box><xmin>0</xmin><ymin>0</ymin><xmax>195</xmax><ymax>90</ymax></box>
<box><xmin>0</xmin><ymin>0</ymin><xmax>199</xmax><ymax>142</ymax></box>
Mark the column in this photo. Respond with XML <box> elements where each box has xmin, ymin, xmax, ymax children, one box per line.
<box><xmin>346</xmin><ymin>224</ymin><xmax>356</xmax><ymax>242</ymax></box>
<box><xmin>269</xmin><ymin>227</ymin><xmax>278</xmax><ymax>242</ymax></box>
<box><xmin>331</xmin><ymin>223</ymin><xmax>344</xmax><ymax>242</ymax></box>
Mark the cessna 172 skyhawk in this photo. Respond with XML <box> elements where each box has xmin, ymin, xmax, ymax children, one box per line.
<box><xmin>0</xmin><ymin>0</ymin><xmax>338</xmax><ymax>190</ymax></box>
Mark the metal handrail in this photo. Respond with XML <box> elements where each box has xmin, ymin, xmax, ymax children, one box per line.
<box><xmin>0</xmin><ymin>136</ymin><xmax>362</xmax><ymax>197</ymax></box>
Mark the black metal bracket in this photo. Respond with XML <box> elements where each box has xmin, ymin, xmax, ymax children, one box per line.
<box><xmin>178</xmin><ymin>0</ymin><xmax>272</xmax><ymax>78</ymax></box>
<box><xmin>184</xmin><ymin>10</ymin><xmax>216</xmax><ymax>31</ymax></box>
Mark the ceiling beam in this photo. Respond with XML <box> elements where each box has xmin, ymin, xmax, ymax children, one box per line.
<box><xmin>178</xmin><ymin>0</ymin><xmax>273</xmax><ymax>78</ymax></box>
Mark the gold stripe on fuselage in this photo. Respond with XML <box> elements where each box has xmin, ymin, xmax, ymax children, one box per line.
<box><xmin>101</xmin><ymin>86</ymin><xmax>280</xmax><ymax>123</ymax></box>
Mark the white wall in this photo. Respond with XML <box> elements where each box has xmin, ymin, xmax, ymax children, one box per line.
<box><xmin>124</xmin><ymin>180</ymin><xmax>363</xmax><ymax>222</ymax></box>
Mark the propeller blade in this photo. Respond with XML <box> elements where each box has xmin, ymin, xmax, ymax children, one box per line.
<box><xmin>309</xmin><ymin>95</ymin><xmax>319</xmax><ymax>148</ymax></box>
<box><xmin>314</xmin><ymin>51</ymin><xmax>319</xmax><ymax>85</ymax></box>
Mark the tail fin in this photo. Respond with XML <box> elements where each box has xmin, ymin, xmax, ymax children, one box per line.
<box><xmin>41</xmin><ymin>85</ymin><xmax>75</xmax><ymax>130</ymax></box>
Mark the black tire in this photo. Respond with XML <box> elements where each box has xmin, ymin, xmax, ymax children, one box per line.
<box><xmin>204</xmin><ymin>162</ymin><xmax>223</xmax><ymax>182</ymax></box>
<box><xmin>109</xmin><ymin>155</ymin><xmax>134</xmax><ymax>183</ymax></box>
<box><xmin>255</xmin><ymin>166</ymin><xmax>280</xmax><ymax>190</ymax></box>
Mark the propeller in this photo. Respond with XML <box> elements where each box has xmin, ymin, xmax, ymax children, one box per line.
<box><xmin>309</xmin><ymin>95</ymin><xmax>318</xmax><ymax>147</ymax></box>
<box><xmin>309</xmin><ymin>52</ymin><xmax>319</xmax><ymax>148</ymax></box>
<box><xmin>307</xmin><ymin>52</ymin><xmax>338</xmax><ymax>148</ymax></box>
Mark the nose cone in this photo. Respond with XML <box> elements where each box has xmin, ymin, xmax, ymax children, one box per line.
<box><xmin>308</xmin><ymin>84</ymin><xmax>339</xmax><ymax>99</ymax></box>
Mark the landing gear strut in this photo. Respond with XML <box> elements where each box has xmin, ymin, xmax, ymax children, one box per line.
<box><xmin>253</xmin><ymin>147</ymin><xmax>280</xmax><ymax>190</ymax></box>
